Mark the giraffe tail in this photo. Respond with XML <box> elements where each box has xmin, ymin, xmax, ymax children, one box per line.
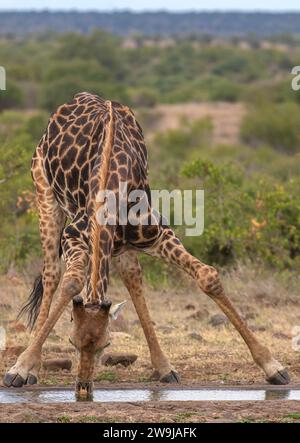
<box><xmin>89</xmin><ymin>100</ymin><xmax>115</xmax><ymax>303</ymax></box>
<box><xmin>17</xmin><ymin>274</ymin><xmax>43</xmax><ymax>330</ymax></box>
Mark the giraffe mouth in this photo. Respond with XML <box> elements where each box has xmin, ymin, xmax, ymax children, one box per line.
<box><xmin>75</xmin><ymin>380</ymin><xmax>94</xmax><ymax>401</ymax></box>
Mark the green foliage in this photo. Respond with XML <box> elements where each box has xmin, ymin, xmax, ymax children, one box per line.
<box><xmin>1</xmin><ymin>31</ymin><xmax>300</xmax><ymax>108</ymax></box>
<box><xmin>39</xmin><ymin>58</ymin><xmax>128</xmax><ymax>111</ymax></box>
<box><xmin>182</xmin><ymin>158</ymin><xmax>300</xmax><ymax>269</ymax></box>
<box><xmin>0</xmin><ymin>80</ymin><xmax>24</xmax><ymax>111</ymax></box>
<box><xmin>241</xmin><ymin>103</ymin><xmax>300</xmax><ymax>153</ymax></box>
<box><xmin>1</xmin><ymin>32</ymin><xmax>300</xmax><ymax>277</ymax></box>
<box><xmin>0</xmin><ymin>111</ymin><xmax>46</xmax><ymax>271</ymax></box>
<box><xmin>127</xmin><ymin>87</ymin><xmax>158</xmax><ymax>108</ymax></box>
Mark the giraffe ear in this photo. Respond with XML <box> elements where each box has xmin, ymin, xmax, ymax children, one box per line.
<box><xmin>109</xmin><ymin>300</ymin><xmax>127</xmax><ymax>320</ymax></box>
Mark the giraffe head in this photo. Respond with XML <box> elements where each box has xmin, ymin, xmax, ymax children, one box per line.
<box><xmin>69</xmin><ymin>295</ymin><xmax>126</xmax><ymax>400</ymax></box>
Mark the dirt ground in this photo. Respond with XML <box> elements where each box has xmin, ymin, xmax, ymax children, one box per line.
<box><xmin>141</xmin><ymin>102</ymin><xmax>245</xmax><ymax>145</ymax></box>
<box><xmin>0</xmin><ymin>264</ymin><xmax>300</xmax><ymax>423</ymax></box>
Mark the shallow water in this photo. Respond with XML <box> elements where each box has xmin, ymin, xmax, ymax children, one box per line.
<box><xmin>0</xmin><ymin>388</ymin><xmax>299</xmax><ymax>403</ymax></box>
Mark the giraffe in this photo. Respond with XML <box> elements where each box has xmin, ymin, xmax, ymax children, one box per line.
<box><xmin>3</xmin><ymin>92</ymin><xmax>289</xmax><ymax>398</ymax></box>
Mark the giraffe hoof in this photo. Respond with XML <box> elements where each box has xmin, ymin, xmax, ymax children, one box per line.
<box><xmin>3</xmin><ymin>373</ymin><xmax>16</xmax><ymax>387</ymax></box>
<box><xmin>26</xmin><ymin>374</ymin><xmax>38</xmax><ymax>385</ymax></box>
<box><xmin>160</xmin><ymin>370</ymin><xmax>181</xmax><ymax>384</ymax></box>
<box><xmin>266</xmin><ymin>369</ymin><xmax>290</xmax><ymax>385</ymax></box>
<box><xmin>3</xmin><ymin>373</ymin><xmax>26</xmax><ymax>388</ymax></box>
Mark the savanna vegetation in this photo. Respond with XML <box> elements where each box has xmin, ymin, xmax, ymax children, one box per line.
<box><xmin>0</xmin><ymin>30</ymin><xmax>300</xmax><ymax>281</ymax></box>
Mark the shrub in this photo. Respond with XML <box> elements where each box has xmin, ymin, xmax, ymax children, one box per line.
<box><xmin>241</xmin><ymin>103</ymin><xmax>300</xmax><ymax>153</ymax></box>
<box><xmin>0</xmin><ymin>80</ymin><xmax>24</xmax><ymax>111</ymax></box>
<box><xmin>181</xmin><ymin>158</ymin><xmax>300</xmax><ymax>269</ymax></box>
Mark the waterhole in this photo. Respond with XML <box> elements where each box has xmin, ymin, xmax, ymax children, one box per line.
<box><xmin>0</xmin><ymin>387</ymin><xmax>299</xmax><ymax>403</ymax></box>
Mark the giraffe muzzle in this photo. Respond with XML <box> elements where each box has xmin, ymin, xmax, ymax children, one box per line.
<box><xmin>75</xmin><ymin>380</ymin><xmax>94</xmax><ymax>401</ymax></box>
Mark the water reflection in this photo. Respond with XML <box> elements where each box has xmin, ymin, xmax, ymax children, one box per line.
<box><xmin>264</xmin><ymin>389</ymin><xmax>290</xmax><ymax>400</ymax></box>
<box><xmin>0</xmin><ymin>388</ymin><xmax>300</xmax><ymax>403</ymax></box>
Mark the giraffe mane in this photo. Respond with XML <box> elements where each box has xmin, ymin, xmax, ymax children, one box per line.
<box><xmin>90</xmin><ymin>100</ymin><xmax>114</xmax><ymax>303</ymax></box>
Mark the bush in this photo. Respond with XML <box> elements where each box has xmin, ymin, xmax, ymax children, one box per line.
<box><xmin>128</xmin><ymin>87</ymin><xmax>158</xmax><ymax>108</ymax></box>
<box><xmin>0</xmin><ymin>80</ymin><xmax>24</xmax><ymax>111</ymax></box>
<box><xmin>181</xmin><ymin>158</ymin><xmax>300</xmax><ymax>269</ymax></box>
<box><xmin>241</xmin><ymin>103</ymin><xmax>300</xmax><ymax>153</ymax></box>
<box><xmin>0</xmin><ymin>111</ymin><xmax>44</xmax><ymax>271</ymax></box>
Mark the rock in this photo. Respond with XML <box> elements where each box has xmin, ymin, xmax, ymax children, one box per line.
<box><xmin>157</xmin><ymin>325</ymin><xmax>174</xmax><ymax>334</ymax></box>
<box><xmin>184</xmin><ymin>303</ymin><xmax>196</xmax><ymax>310</ymax></box>
<box><xmin>1</xmin><ymin>345</ymin><xmax>25</xmax><ymax>358</ymax></box>
<box><xmin>188</xmin><ymin>332</ymin><xmax>204</xmax><ymax>342</ymax></box>
<box><xmin>110</xmin><ymin>313</ymin><xmax>129</xmax><ymax>332</ymax></box>
<box><xmin>251</xmin><ymin>325</ymin><xmax>267</xmax><ymax>332</ymax></box>
<box><xmin>44</xmin><ymin>345</ymin><xmax>75</xmax><ymax>354</ymax></box>
<box><xmin>210</xmin><ymin>314</ymin><xmax>229</xmax><ymax>327</ymax></box>
<box><xmin>42</xmin><ymin>358</ymin><xmax>72</xmax><ymax>371</ymax></box>
<box><xmin>187</xmin><ymin>308</ymin><xmax>209</xmax><ymax>321</ymax></box>
<box><xmin>273</xmin><ymin>331</ymin><xmax>290</xmax><ymax>340</ymax></box>
<box><xmin>101</xmin><ymin>352</ymin><xmax>138</xmax><ymax>367</ymax></box>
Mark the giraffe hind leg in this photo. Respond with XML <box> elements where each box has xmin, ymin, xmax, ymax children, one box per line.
<box><xmin>115</xmin><ymin>251</ymin><xmax>180</xmax><ymax>383</ymax></box>
<box><xmin>146</xmin><ymin>227</ymin><xmax>290</xmax><ymax>385</ymax></box>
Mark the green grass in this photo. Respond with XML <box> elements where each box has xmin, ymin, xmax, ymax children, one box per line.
<box><xmin>95</xmin><ymin>370</ymin><xmax>118</xmax><ymax>383</ymax></box>
<box><xmin>77</xmin><ymin>416</ymin><xmax>118</xmax><ymax>423</ymax></box>
<box><xmin>284</xmin><ymin>412</ymin><xmax>300</xmax><ymax>420</ymax></box>
<box><xmin>173</xmin><ymin>412</ymin><xmax>197</xmax><ymax>423</ymax></box>
<box><xmin>57</xmin><ymin>415</ymin><xmax>71</xmax><ymax>423</ymax></box>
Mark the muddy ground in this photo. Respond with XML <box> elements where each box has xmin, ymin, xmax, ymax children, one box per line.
<box><xmin>1</xmin><ymin>266</ymin><xmax>300</xmax><ymax>422</ymax></box>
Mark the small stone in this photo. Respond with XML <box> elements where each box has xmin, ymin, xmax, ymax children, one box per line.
<box><xmin>210</xmin><ymin>314</ymin><xmax>229</xmax><ymax>327</ymax></box>
<box><xmin>157</xmin><ymin>325</ymin><xmax>174</xmax><ymax>334</ymax></box>
<box><xmin>252</xmin><ymin>325</ymin><xmax>267</xmax><ymax>332</ymax></box>
<box><xmin>101</xmin><ymin>353</ymin><xmax>138</xmax><ymax>367</ymax></box>
<box><xmin>188</xmin><ymin>332</ymin><xmax>204</xmax><ymax>342</ymax></box>
<box><xmin>187</xmin><ymin>308</ymin><xmax>209</xmax><ymax>321</ymax></box>
<box><xmin>273</xmin><ymin>331</ymin><xmax>290</xmax><ymax>340</ymax></box>
<box><xmin>184</xmin><ymin>303</ymin><xmax>196</xmax><ymax>310</ymax></box>
<box><xmin>44</xmin><ymin>345</ymin><xmax>75</xmax><ymax>354</ymax></box>
<box><xmin>42</xmin><ymin>358</ymin><xmax>72</xmax><ymax>371</ymax></box>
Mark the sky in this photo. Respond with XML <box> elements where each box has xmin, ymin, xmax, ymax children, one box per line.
<box><xmin>1</xmin><ymin>1</ymin><xmax>300</xmax><ymax>12</ymax></box>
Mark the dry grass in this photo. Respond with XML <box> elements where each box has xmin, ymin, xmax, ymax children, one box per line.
<box><xmin>0</xmin><ymin>263</ymin><xmax>299</xmax><ymax>388</ymax></box>
<box><xmin>1</xmin><ymin>263</ymin><xmax>300</xmax><ymax>422</ymax></box>
<box><xmin>139</xmin><ymin>102</ymin><xmax>245</xmax><ymax>146</ymax></box>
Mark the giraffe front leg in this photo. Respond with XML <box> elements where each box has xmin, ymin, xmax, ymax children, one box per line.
<box><xmin>147</xmin><ymin>228</ymin><xmax>290</xmax><ymax>385</ymax></box>
<box><xmin>3</xmin><ymin>233</ymin><xmax>87</xmax><ymax>388</ymax></box>
<box><xmin>115</xmin><ymin>251</ymin><xmax>180</xmax><ymax>383</ymax></box>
